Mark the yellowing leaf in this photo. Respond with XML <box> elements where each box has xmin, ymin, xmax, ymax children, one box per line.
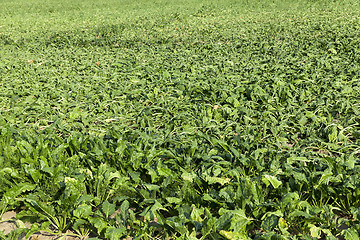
<box><xmin>206</xmin><ymin>176</ymin><xmax>230</xmax><ymax>185</ymax></box>
<box><xmin>219</xmin><ymin>230</ymin><xmax>250</xmax><ymax>240</ymax></box>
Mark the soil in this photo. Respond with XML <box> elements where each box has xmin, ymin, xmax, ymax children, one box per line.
<box><xmin>0</xmin><ymin>211</ymin><xmax>81</xmax><ymax>240</ymax></box>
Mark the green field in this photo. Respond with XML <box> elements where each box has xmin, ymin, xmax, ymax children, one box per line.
<box><xmin>1</xmin><ymin>0</ymin><xmax>360</xmax><ymax>239</ymax></box>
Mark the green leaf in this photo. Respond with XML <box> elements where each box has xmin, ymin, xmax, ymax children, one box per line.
<box><xmin>218</xmin><ymin>208</ymin><xmax>252</xmax><ymax>232</ymax></box>
<box><xmin>249</xmin><ymin>181</ymin><xmax>263</xmax><ymax>204</ymax></box>
<box><xmin>288</xmin><ymin>210</ymin><xmax>312</xmax><ymax>219</ymax></box>
<box><xmin>351</xmin><ymin>207</ymin><xmax>360</xmax><ymax>221</ymax></box>
<box><xmin>144</xmin><ymin>183</ymin><xmax>160</xmax><ymax>192</ymax></box>
<box><xmin>120</xmin><ymin>200</ymin><xmax>129</xmax><ymax>223</ymax></box>
<box><xmin>315</xmin><ymin>170</ymin><xmax>335</xmax><ymax>188</ymax></box>
<box><xmin>24</xmin><ymin>166</ymin><xmax>42</xmax><ymax>183</ymax></box>
<box><xmin>261</xmin><ymin>214</ymin><xmax>278</xmax><ymax>232</ymax></box>
<box><xmin>203</xmin><ymin>194</ymin><xmax>220</xmax><ymax>203</ymax></box>
<box><xmin>341</xmin><ymin>228</ymin><xmax>359</xmax><ymax>240</ymax></box>
<box><xmin>0</xmin><ymin>168</ymin><xmax>21</xmax><ymax>179</ymax></box>
<box><xmin>299</xmin><ymin>116</ymin><xmax>307</xmax><ymax>126</ymax></box>
<box><xmin>1</xmin><ymin>183</ymin><xmax>36</xmax><ymax>206</ymax></box>
<box><xmin>25</xmin><ymin>223</ymin><xmax>41</xmax><ymax>239</ymax></box>
<box><xmin>24</xmin><ymin>197</ymin><xmax>60</xmax><ymax>228</ymax></box>
<box><xmin>190</xmin><ymin>205</ymin><xmax>204</xmax><ymax>222</ymax></box>
<box><xmin>102</xmin><ymin>200</ymin><xmax>116</xmax><ymax>219</ymax></box>
<box><xmin>73</xmin><ymin>204</ymin><xmax>92</xmax><ymax>219</ymax></box>
<box><xmin>328</xmin><ymin>126</ymin><xmax>338</xmax><ymax>143</ymax></box>
<box><xmin>344</xmin><ymin>154</ymin><xmax>356</xmax><ymax>169</ymax></box>
<box><xmin>140</xmin><ymin>200</ymin><xmax>166</xmax><ymax>223</ymax></box>
<box><xmin>281</xmin><ymin>192</ymin><xmax>299</xmax><ymax>209</ymax></box>
<box><xmin>262</xmin><ymin>175</ymin><xmax>282</xmax><ymax>189</ymax></box>
<box><xmin>105</xmin><ymin>227</ymin><xmax>126</xmax><ymax>240</ymax></box>
<box><xmin>89</xmin><ymin>217</ymin><xmax>107</xmax><ymax>235</ymax></box>
<box><xmin>63</xmin><ymin>176</ymin><xmax>87</xmax><ymax>204</ymax></box>
<box><xmin>166</xmin><ymin>197</ymin><xmax>182</xmax><ymax>204</ymax></box>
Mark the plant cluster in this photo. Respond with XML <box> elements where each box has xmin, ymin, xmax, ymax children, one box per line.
<box><xmin>1</xmin><ymin>0</ymin><xmax>360</xmax><ymax>239</ymax></box>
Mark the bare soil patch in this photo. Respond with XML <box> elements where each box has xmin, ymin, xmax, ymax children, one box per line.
<box><xmin>0</xmin><ymin>211</ymin><xmax>81</xmax><ymax>240</ymax></box>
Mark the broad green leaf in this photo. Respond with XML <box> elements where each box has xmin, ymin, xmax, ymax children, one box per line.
<box><xmin>261</xmin><ymin>214</ymin><xmax>278</xmax><ymax>232</ymax></box>
<box><xmin>281</xmin><ymin>192</ymin><xmax>299</xmax><ymax>209</ymax></box>
<box><xmin>0</xmin><ymin>168</ymin><xmax>21</xmax><ymax>179</ymax></box>
<box><xmin>344</xmin><ymin>154</ymin><xmax>356</xmax><ymax>169</ymax></box>
<box><xmin>299</xmin><ymin>116</ymin><xmax>307</xmax><ymax>126</ymax></box>
<box><xmin>24</xmin><ymin>165</ymin><xmax>42</xmax><ymax>183</ymax></box>
<box><xmin>140</xmin><ymin>200</ymin><xmax>166</xmax><ymax>223</ymax></box>
<box><xmin>89</xmin><ymin>217</ymin><xmax>107</xmax><ymax>235</ymax></box>
<box><xmin>262</xmin><ymin>175</ymin><xmax>282</xmax><ymax>189</ymax></box>
<box><xmin>328</xmin><ymin>126</ymin><xmax>338</xmax><ymax>143</ymax></box>
<box><xmin>166</xmin><ymin>197</ymin><xmax>182</xmax><ymax>204</ymax></box>
<box><xmin>315</xmin><ymin>171</ymin><xmax>334</xmax><ymax>188</ymax></box>
<box><xmin>144</xmin><ymin>183</ymin><xmax>160</xmax><ymax>192</ymax></box>
<box><xmin>24</xmin><ymin>197</ymin><xmax>59</xmax><ymax>228</ymax></box>
<box><xmin>351</xmin><ymin>207</ymin><xmax>360</xmax><ymax>221</ymax></box>
<box><xmin>105</xmin><ymin>227</ymin><xmax>126</xmax><ymax>240</ymax></box>
<box><xmin>341</xmin><ymin>228</ymin><xmax>359</xmax><ymax>240</ymax></box>
<box><xmin>25</xmin><ymin>223</ymin><xmax>41</xmax><ymax>239</ymax></box>
<box><xmin>288</xmin><ymin>210</ymin><xmax>312</xmax><ymax>219</ymax></box>
<box><xmin>218</xmin><ymin>208</ymin><xmax>252</xmax><ymax>232</ymax></box>
<box><xmin>102</xmin><ymin>200</ymin><xmax>116</xmax><ymax>219</ymax></box>
<box><xmin>202</xmin><ymin>194</ymin><xmax>220</xmax><ymax>203</ymax></box>
<box><xmin>120</xmin><ymin>200</ymin><xmax>129</xmax><ymax>222</ymax></box>
<box><xmin>249</xmin><ymin>181</ymin><xmax>263</xmax><ymax>204</ymax></box>
<box><xmin>73</xmin><ymin>204</ymin><xmax>92</xmax><ymax>219</ymax></box>
<box><xmin>2</xmin><ymin>183</ymin><xmax>36</xmax><ymax>205</ymax></box>
<box><xmin>190</xmin><ymin>205</ymin><xmax>204</xmax><ymax>222</ymax></box>
<box><xmin>64</xmin><ymin>177</ymin><xmax>86</xmax><ymax>195</ymax></box>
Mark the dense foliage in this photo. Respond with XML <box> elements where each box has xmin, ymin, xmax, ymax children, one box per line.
<box><xmin>1</xmin><ymin>0</ymin><xmax>360</xmax><ymax>239</ymax></box>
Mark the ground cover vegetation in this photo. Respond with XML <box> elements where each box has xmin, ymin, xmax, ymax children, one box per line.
<box><xmin>1</xmin><ymin>0</ymin><xmax>360</xmax><ymax>239</ymax></box>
